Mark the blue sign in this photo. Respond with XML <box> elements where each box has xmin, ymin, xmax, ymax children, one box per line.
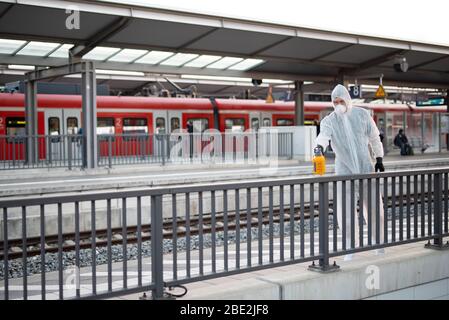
<box><xmin>416</xmin><ymin>97</ymin><xmax>446</xmax><ymax>106</ymax></box>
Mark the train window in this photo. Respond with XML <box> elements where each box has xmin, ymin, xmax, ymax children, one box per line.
<box><xmin>251</xmin><ymin>118</ymin><xmax>259</xmax><ymax>130</ymax></box>
<box><xmin>6</xmin><ymin>117</ymin><xmax>26</xmax><ymax>136</ymax></box>
<box><xmin>188</xmin><ymin>118</ymin><xmax>209</xmax><ymax>132</ymax></box>
<box><xmin>263</xmin><ymin>118</ymin><xmax>271</xmax><ymax>126</ymax></box>
<box><xmin>155</xmin><ymin>117</ymin><xmax>166</xmax><ymax>134</ymax></box>
<box><xmin>48</xmin><ymin>117</ymin><xmax>60</xmax><ymax>135</ymax></box>
<box><xmin>276</xmin><ymin>119</ymin><xmax>294</xmax><ymax>126</ymax></box>
<box><xmin>67</xmin><ymin>117</ymin><xmax>78</xmax><ymax>134</ymax></box>
<box><xmin>123</xmin><ymin>118</ymin><xmax>148</xmax><ymax>134</ymax></box>
<box><xmin>97</xmin><ymin>117</ymin><xmax>115</xmax><ymax>135</ymax></box>
<box><xmin>123</xmin><ymin>118</ymin><xmax>148</xmax><ymax>141</ymax></box>
<box><xmin>171</xmin><ymin>117</ymin><xmax>180</xmax><ymax>131</ymax></box>
<box><xmin>6</xmin><ymin>117</ymin><xmax>26</xmax><ymax>143</ymax></box>
<box><xmin>225</xmin><ymin>118</ymin><xmax>245</xmax><ymax>132</ymax></box>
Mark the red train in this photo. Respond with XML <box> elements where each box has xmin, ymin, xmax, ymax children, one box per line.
<box><xmin>0</xmin><ymin>93</ymin><xmax>446</xmax><ymax>161</ymax></box>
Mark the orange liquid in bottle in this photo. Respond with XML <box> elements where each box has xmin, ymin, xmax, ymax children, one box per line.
<box><xmin>312</xmin><ymin>147</ymin><xmax>326</xmax><ymax>175</ymax></box>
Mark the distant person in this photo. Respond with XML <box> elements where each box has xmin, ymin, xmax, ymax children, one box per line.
<box><xmin>186</xmin><ymin>120</ymin><xmax>193</xmax><ymax>158</ymax></box>
<box><xmin>378</xmin><ymin>119</ymin><xmax>385</xmax><ymax>143</ymax></box>
<box><xmin>77</xmin><ymin>127</ymin><xmax>83</xmax><ymax>146</ymax></box>
<box><xmin>394</xmin><ymin>129</ymin><xmax>413</xmax><ymax>155</ymax></box>
<box><xmin>186</xmin><ymin>120</ymin><xmax>193</xmax><ymax>134</ymax></box>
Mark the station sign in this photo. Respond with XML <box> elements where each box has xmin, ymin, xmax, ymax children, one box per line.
<box><xmin>349</xmin><ymin>85</ymin><xmax>362</xmax><ymax>98</ymax></box>
<box><xmin>416</xmin><ymin>97</ymin><xmax>446</xmax><ymax>107</ymax></box>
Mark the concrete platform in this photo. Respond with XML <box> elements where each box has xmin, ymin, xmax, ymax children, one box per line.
<box><xmin>114</xmin><ymin>240</ymin><xmax>449</xmax><ymax>300</ymax></box>
<box><xmin>1</xmin><ymin>152</ymin><xmax>449</xmax><ymax>198</ymax></box>
<box><xmin>2</xmin><ymin>219</ymin><xmax>447</xmax><ymax>300</ymax></box>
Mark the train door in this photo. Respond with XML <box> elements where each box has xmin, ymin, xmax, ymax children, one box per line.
<box><xmin>64</xmin><ymin>109</ymin><xmax>81</xmax><ymax>162</ymax></box>
<box><xmin>168</xmin><ymin>111</ymin><xmax>182</xmax><ymax>133</ymax></box>
<box><xmin>153</xmin><ymin>110</ymin><xmax>167</xmax><ymax>157</ymax></box>
<box><xmin>261</xmin><ymin>112</ymin><xmax>272</xmax><ymax>128</ymax></box>
<box><xmin>45</xmin><ymin>109</ymin><xmax>81</xmax><ymax>161</ymax></box>
<box><xmin>167</xmin><ymin>111</ymin><xmax>182</xmax><ymax>160</ymax></box>
<box><xmin>249</xmin><ymin>112</ymin><xmax>261</xmax><ymax>131</ymax></box>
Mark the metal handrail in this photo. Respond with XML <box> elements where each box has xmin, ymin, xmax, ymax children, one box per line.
<box><xmin>1</xmin><ymin>167</ymin><xmax>448</xmax><ymax>300</ymax></box>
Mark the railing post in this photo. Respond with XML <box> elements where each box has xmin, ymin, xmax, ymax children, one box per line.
<box><xmin>108</xmin><ymin>135</ymin><xmax>112</xmax><ymax>168</ymax></box>
<box><xmin>161</xmin><ymin>135</ymin><xmax>166</xmax><ymax>166</ymax></box>
<box><xmin>48</xmin><ymin>135</ymin><xmax>52</xmax><ymax>166</ymax></box>
<box><xmin>166</xmin><ymin>134</ymin><xmax>170</xmax><ymax>163</ymax></box>
<box><xmin>309</xmin><ymin>181</ymin><xmax>340</xmax><ymax>273</ymax></box>
<box><xmin>290</xmin><ymin>132</ymin><xmax>293</xmax><ymax>160</ymax></box>
<box><xmin>425</xmin><ymin>172</ymin><xmax>449</xmax><ymax>250</ymax></box>
<box><xmin>68</xmin><ymin>135</ymin><xmax>72</xmax><ymax>170</ymax></box>
<box><xmin>12</xmin><ymin>137</ymin><xmax>16</xmax><ymax>168</ymax></box>
<box><xmin>151</xmin><ymin>194</ymin><xmax>165</xmax><ymax>299</ymax></box>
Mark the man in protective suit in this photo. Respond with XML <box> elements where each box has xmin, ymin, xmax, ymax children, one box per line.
<box><xmin>315</xmin><ymin>84</ymin><xmax>385</xmax><ymax>260</ymax></box>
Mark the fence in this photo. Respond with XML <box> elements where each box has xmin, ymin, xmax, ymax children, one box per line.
<box><xmin>97</xmin><ymin>131</ymin><xmax>293</xmax><ymax>167</ymax></box>
<box><xmin>0</xmin><ymin>135</ymin><xmax>83</xmax><ymax>170</ymax></box>
<box><xmin>0</xmin><ymin>131</ymin><xmax>293</xmax><ymax>170</ymax></box>
<box><xmin>1</xmin><ymin>168</ymin><xmax>448</xmax><ymax>300</ymax></box>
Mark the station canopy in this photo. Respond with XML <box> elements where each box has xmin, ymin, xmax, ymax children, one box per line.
<box><xmin>1</xmin><ymin>0</ymin><xmax>449</xmax><ymax>96</ymax></box>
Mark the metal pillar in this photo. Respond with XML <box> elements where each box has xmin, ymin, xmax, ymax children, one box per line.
<box><xmin>294</xmin><ymin>80</ymin><xmax>304</xmax><ymax>126</ymax></box>
<box><xmin>421</xmin><ymin>113</ymin><xmax>425</xmax><ymax>153</ymax></box>
<box><xmin>25</xmin><ymin>61</ymin><xmax>98</xmax><ymax>169</ymax></box>
<box><xmin>25</xmin><ymin>80</ymin><xmax>37</xmax><ymax>164</ymax></box>
<box><xmin>446</xmin><ymin>95</ymin><xmax>449</xmax><ymax>150</ymax></box>
<box><xmin>81</xmin><ymin>62</ymin><xmax>98</xmax><ymax>169</ymax></box>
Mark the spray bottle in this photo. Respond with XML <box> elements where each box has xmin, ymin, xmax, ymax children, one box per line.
<box><xmin>312</xmin><ymin>146</ymin><xmax>326</xmax><ymax>175</ymax></box>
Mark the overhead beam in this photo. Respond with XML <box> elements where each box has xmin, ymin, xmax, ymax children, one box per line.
<box><xmin>345</xmin><ymin>50</ymin><xmax>408</xmax><ymax>75</ymax></box>
<box><xmin>25</xmin><ymin>61</ymin><xmax>96</xmax><ymax>81</ymax></box>
<box><xmin>0</xmin><ymin>3</ymin><xmax>13</xmax><ymax>20</ymax></box>
<box><xmin>175</xmin><ymin>28</ymin><xmax>219</xmax><ymax>51</ymax></box>
<box><xmin>408</xmin><ymin>56</ymin><xmax>449</xmax><ymax>71</ymax></box>
<box><xmin>102</xmin><ymin>40</ymin><xmax>357</xmax><ymax>69</ymax></box>
<box><xmin>309</xmin><ymin>44</ymin><xmax>354</xmax><ymax>62</ymax></box>
<box><xmin>69</xmin><ymin>17</ymin><xmax>131</xmax><ymax>59</ymax></box>
<box><xmin>249</xmin><ymin>36</ymin><xmax>293</xmax><ymax>56</ymax></box>
<box><xmin>3</xmin><ymin>53</ymin><xmax>449</xmax><ymax>88</ymax></box>
<box><xmin>0</xmin><ymin>54</ymin><xmax>337</xmax><ymax>82</ymax></box>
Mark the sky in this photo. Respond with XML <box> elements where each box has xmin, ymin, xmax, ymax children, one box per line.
<box><xmin>101</xmin><ymin>0</ymin><xmax>449</xmax><ymax>47</ymax></box>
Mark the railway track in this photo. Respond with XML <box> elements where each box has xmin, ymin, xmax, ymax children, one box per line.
<box><xmin>1</xmin><ymin>193</ymin><xmax>433</xmax><ymax>260</ymax></box>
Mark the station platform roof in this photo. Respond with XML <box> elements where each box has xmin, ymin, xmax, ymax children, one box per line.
<box><xmin>0</xmin><ymin>0</ymin><xmax>449</xmax><ymax>93</ymax></box>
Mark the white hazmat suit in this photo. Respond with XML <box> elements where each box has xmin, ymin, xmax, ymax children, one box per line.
<box><xmin>315</xmin><ymin>84</ymin><xmax>385</xmax><ymax>254</ymax></box>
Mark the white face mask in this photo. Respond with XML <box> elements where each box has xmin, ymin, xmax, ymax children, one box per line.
<box><xmin>334</xmin><ymin>104</ymin><xmax>346</xmax><ymax>114</ymax></box>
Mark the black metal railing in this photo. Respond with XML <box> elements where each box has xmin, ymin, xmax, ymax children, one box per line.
<box><xmin>0</xmin><ymin>134</ymin><xmax>83</xmax><ymax>170</ymax></box>
<box><xmin>97</xmin><ymin>132</ymin><xmax>293</xmax><ymax>167</ymax></box>
<box><xmin>0</xmin><ymin>131</ymin><xmax>293</xmax><ymax>170</ymax></box>
<box><xmin>1</xmin><ymin>168</ymin><xmax>448</xmax><ymax>300</ymax></box>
